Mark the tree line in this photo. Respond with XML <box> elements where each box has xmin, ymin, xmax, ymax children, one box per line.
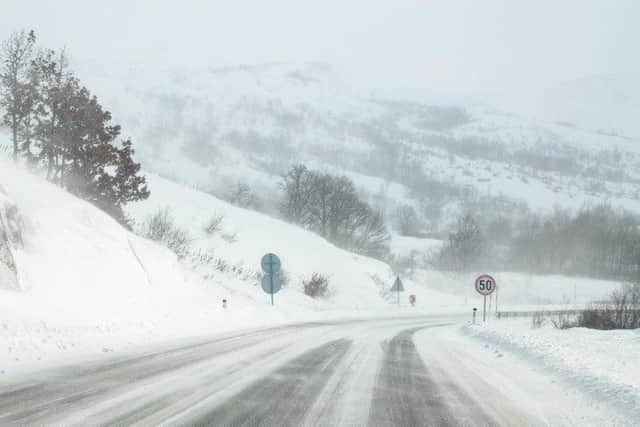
<box><xmin>0</xmin><ymin>30</ymin><xmax>148</xmax><ymax>224</ymax></box>
<box><xmin>280</xmin><ymin>164</ymin><xmax>390</xmax><ymax>259</ymax></box>
<box><xmin>434</xmin><ymin>205</ymin><xmax>640</xmax><ymax>281</ymax></box>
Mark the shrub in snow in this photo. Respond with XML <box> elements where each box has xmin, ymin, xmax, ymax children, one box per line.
<box><xmin>575</xmin><ymin>284</ymin><xmax>640</xmax><ymax>330</ymax></box>
<box><xmin>140</xmin><ymin>207</ymin><xmax>191</xmax><ymax>259</ymax></box>
<box><xmin>221</xmin><ymin>232</ymin><xmax>238</xmax><ymax>243</ymax></box>
<box><xmin>228</xmin><ymin>182</ymin><xmax>260</xmax><ymax>210</ymax></box>
<box><xmin>279</xmin><ymin>268</ymin><xmax>291</xmax><ymax>288</ymax></box>
<box><xmin>203</xmin><ymin>214</ymin><xmax>224</xmax><ymax>235</ymax></box>
<box><xmin>303</xmin><ymin>273</ymin><xmax>330</xmax><ymax>298</ymax></box>
<box><xmin>531</xmin><ymin>311</ymin><xmax>546</xmax><ymax>329</ymax></box>
<box><xmin>550</xmin><ymin>312</ymin><xmax>576</xmax><ymax>330</ymax></box>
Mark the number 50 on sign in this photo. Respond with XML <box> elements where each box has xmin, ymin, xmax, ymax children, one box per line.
<box><xmin>475</xmin><ymin>274</ymin><xmax>496</xmax><ymax>296</ymax></box>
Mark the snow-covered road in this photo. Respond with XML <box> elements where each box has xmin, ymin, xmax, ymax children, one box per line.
<box><xmin>0</xmin><ymin>316</ymin><xmax>631</xmax><ymax>426</ymax></box>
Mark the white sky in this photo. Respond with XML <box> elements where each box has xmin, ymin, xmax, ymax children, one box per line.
<box><xmin>1</xmin><ymin>0</ymin><xmax>639</xmax><ymax>94</ymax></box>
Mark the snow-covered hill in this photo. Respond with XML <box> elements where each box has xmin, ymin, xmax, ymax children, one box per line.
<box><xmin>80</xmin><ymin>62</ymin><xmax>640</xmax><ymax>232</ymax></box>
<box><xmin>0</xmin><ymin>153</ymin><xmax>463</xmax><ymax>375</ymax></box>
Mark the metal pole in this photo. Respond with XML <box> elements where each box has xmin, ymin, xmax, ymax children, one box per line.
<box><xmin>496</xmin><ymin>286</ymin><xmax>499</xmax><ymax>314</ymax></box>
<box><xmin>483</xmin><ymin>295</ymin><xmax>487</xmax><ymax>322</ymax></box>
<box><xmin>270</xmin><ymin>273</ymin><xmax>274</xmax><ymax>306</ymax></box>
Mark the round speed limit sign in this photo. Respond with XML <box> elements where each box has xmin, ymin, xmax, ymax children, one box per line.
<box><xmin>475</xmin><ymin>274</ymin><xmax>496</xmax><ymax>296</ymax></box>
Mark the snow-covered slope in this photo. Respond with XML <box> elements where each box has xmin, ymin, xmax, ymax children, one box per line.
<box><xmin>79</xmin><ymin>62</ymin><xmax>640</xmax><ymax>231</ymax></box>
<box><xmin>0</xmin><ymin>155</ymin><xmax>463</xmax><ymax>374</ymax></box>
<box><xmin>125</xmin><ymin>173</ymin><xmax>461</xmax><ymax>311</ymax></box>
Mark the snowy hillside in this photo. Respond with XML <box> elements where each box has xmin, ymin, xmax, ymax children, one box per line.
<box><xmin>125</xmin><ymin>173</ymin><xmax>463</xmax><ymax>310</ymax></box>
<box><xmin>0</xmin><ymin>153</ymin><xmax>463</xmax><ymax>374</ymax></box>
<box><xmin>79</xmin><ymin>62</ymin><xmax>640</xmax><ymax>232</ymax></box>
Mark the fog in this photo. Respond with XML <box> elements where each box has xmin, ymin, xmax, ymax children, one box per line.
<box><xmin>1</xmin><ymin>0</ymin><xmax>639</xmax><ymax>95</ymax></box>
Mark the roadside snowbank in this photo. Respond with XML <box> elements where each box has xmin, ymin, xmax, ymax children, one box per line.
<box><xmin>462</xmin><ymin>319</ymin><xmax>640</xmax><ymax>420</ymax></box>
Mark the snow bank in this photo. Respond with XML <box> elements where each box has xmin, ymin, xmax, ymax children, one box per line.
<box><xmin>462</xmin><ymin>319</ymin><xmax>640</xmax><ymax>420</ymax></box>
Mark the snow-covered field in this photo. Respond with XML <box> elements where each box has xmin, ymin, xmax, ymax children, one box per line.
<box><xmin>462</xmin><ymin>319</ymin><xmax>640</xmax><ymax>420</ymax></box>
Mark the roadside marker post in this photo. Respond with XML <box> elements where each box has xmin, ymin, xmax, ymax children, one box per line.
<box><xmin>474</xmin><ymin>274</ymin><xmax>497</xmax><ymax>322</ymax></box>
<box><xmin>473</xmin><ymin>307</ymin><xmax>477</xmax><ymax>324</ymax></box>
<box><xmin>261</xmin><ymin>253</ymin><xmax>282</xmax><ymax>305</ymax></box>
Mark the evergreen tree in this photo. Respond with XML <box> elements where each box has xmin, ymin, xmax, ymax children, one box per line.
<box><xmin>0</xmin><ymin>30</ymin><xmax>149</xmax><ymax>225</ymax></box>
<box><xmin>0</xmin><ymin>30</ymin><xmax>36</xmax><ymax>161</ymax></box>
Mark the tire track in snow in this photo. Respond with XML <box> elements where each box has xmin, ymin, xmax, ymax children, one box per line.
<box><xmin>0</xmin><ymin>326</ymin><xmax>320</xmax><ymax>426</ymax></box>
<box><xmin>190</xmin><ymin>338</ymin><xmax>352</xmax><ymax>427</ymax></box>
<box><xmin>368</xmin><ymin>326</ymin><xmax>459</xmax><ymax>427</ymax></box>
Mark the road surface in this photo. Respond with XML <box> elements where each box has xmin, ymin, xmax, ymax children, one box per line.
<box><xmin>0</xmin><ymin>316</ymin><xmax>625</xmax><ymax>426</ymax></box>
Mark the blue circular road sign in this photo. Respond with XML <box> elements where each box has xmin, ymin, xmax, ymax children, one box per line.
<box><xmin>261</xmin><ymin>253</ymin><xmax>281</xmax><ymax>275</ymax></box>
<box><xmin>261</xmin><ymin>273</ymin><xmax>282</xmax><ymax>294</ymax></box>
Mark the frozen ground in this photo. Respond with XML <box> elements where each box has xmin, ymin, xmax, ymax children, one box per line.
<box><xmin>461</xmin><ymin>318</ymin><xmax>640</xmax><ymax>422</ymax></box>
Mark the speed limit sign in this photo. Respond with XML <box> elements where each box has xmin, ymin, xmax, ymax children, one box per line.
<box><xmin>475</xmin><ymin>274</ymin><xmax>496</xmax><ymax>322</ymax></box>
<box><xmin>475</xmin><ymin>274</ymin><xmax>496</xmax><ymax>296</ymax></box>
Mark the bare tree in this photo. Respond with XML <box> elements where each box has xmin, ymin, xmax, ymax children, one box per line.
<box><xmin>280</xmin><ymin>164</ymin><xmax>315</xmax><ymax>225</ymax></box>
<box><xmin>0</xmin><ymin>30</ymin><xmax>36</xmax><ymax>161</ymax></box>
<box><xmin>229</xmin><ymin>182</ymin><xmax>259</xmax><ymax>209</ymax></box>
<box><xmin>352</xmin><ymin>209</ymin><xmax>391</xmax><ymax>258</ymax></box>
<box><xmin>280</xmin><ymin>165</ymin><xmax>390</xmax><ymax>259</ymax></box>
<box><xmin>437</xmin><ymin>214</ymin><xmax>484</xmax><ymax>272</ymax></box>
<box><xmin>395</xmin><ymin>204</ymin><xmax>420</xmax><ymax>236</ymax></box>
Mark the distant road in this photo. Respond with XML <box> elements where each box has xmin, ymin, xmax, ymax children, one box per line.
<box><xmin>0</xmin><ymin>316</ymin><xmax>626</xmax><ymax>426</ymax></box>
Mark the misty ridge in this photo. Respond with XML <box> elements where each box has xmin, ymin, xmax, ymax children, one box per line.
<box><xmin>3</xmin><ymin>29</ymin><xmax>640</xmax><ymax>290</ymax></box>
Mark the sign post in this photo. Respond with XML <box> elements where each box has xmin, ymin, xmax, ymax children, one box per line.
<box><xmin>261</xmin><ymin>253</ymin><xmax>282</xmax><ymax>305</ymax></box>
<box><xmin>474</xmin><ymin>274</ymin><xmax>497</xmax><ymax>322</ymax></box>
<box><xmin>390</xmin><ymin>276</ymin><xmax>405</xmax><ymax>306</ymax></box>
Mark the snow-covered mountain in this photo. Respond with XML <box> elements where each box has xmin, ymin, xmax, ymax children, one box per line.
<box><xmin>79</xmin><ymin>62</ymin><xmax>640</xmax><ymax>234</ymax></box>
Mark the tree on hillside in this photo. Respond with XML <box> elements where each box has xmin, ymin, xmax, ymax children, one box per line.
<box><xmin>394</xmin><ymin>204</ymin><xmax>420</xmax><ymax>236</ymax></box>
<box><xmin>32</xmin><ymin>47</ymin><xmax>74</xmax><ymax>179</ymax></box>
<box><xmin>280</xmin><ymin>164</ymin><xmax>315</xmax><ymax>225</ymax></box>
<box><xmin>0</xmin><ymin>30</ymin><xmax>36</xmax><ymax>161</ymax></box>
<box><xmin>351</xmin><ymin>208</ymin><xmax>390</xmax><ymax>258</ymax></box>
<box><xmin>0</xmin><ymin>30</ymin><xmax>149</xmax><ymax>225</ymax></box>
<box><xmin>52</xmin><ymin>81</ymin><xmax>148</xmax><ymax>223</ymax></box>
<box><xmin>436</xmin><ymin>214</ymin><xmax>484</xmax><ymax>271</ymax></box>
<box><xmin>229</xmin><ymin>182</ymin><xmax>259</xmax><ymax>210</ymax></box>
<box><xmin>280</xmin><ymin>164</ymin><xmax>390</xmax><ymax>259</ymax></box>
<box><xmin>17</xmin><ymin>58</ymin><xmax>41</xmax><ymax>164</ymax></box>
